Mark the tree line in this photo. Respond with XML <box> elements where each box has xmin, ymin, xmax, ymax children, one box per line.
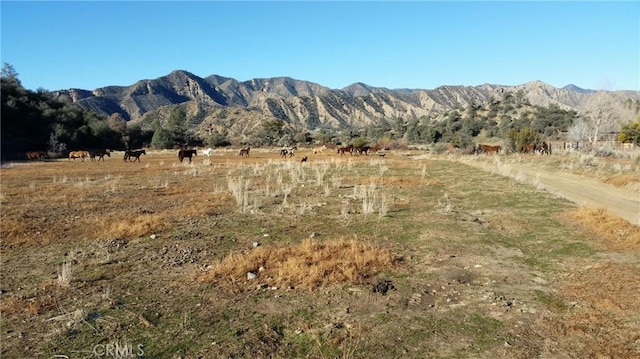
<box><xmin>3</xmin><ymin>63</ymin><xmax>638</xmax><ymax>161</ymax></box>
<box><xmin>1</xmin><ymin>64</ymin><xmax>153</xmax><ymax>160</ymax></box>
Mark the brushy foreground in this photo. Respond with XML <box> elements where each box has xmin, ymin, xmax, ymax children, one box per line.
<box><xmin>1</xmin><ymin>148</ymin><xmax>639</xmax><ymax>358</ymax></box>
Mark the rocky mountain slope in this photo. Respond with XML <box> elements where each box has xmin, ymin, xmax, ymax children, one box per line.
<box><xmin>52</xmin><ymin>70</ymin><xmax>640</xmax><ymax>132</ymax></box>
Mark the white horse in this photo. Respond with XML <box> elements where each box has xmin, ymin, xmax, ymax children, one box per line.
<box><xmin>202</xmin><ymin>148</ymin><xmax>213</xmax><ymax>157</ymax></box>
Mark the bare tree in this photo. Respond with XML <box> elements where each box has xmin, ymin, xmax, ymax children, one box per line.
<box><xmin>567</xmin><ymin>119</ymin><xmax>590</xmax><ymax>150</ymax></box>
<box><xmin>581</xmin><ymin>92</ymin><xmax>621</xmax><ymax>147</ymax></box>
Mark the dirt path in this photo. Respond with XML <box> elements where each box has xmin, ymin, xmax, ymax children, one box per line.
<box><xmin>453</xmin><ymin>157</ymin><xmax>640</xmax><ymax>225</ymax></box>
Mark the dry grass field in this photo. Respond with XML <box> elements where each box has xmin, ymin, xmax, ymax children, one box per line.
<box><xmin>1</xmin><ymin>147</ymin><xmax>639</xmax><ymax>358</ymax></box>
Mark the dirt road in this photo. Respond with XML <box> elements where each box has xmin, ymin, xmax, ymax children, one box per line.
<box><xmin>454</xmin><ymin>156</ymin><xmax>640</xmax><ymax>225</ymax></box>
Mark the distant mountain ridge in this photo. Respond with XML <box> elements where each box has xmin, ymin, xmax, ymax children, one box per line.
<box><xmin>52</xmin><ymin>70</ymin><xmax>639</xmax><ymax>133</ymax></box>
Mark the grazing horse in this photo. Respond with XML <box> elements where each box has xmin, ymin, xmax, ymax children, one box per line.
<box><xmin>26</xmin><ymin>151</ymin><xmax>45</xmax><ymax>161</ymax></box>
<box><xmin>239</xmin><ymin>147</ymin><xmax>250</xmax><ymax>157</ymax></box>
<box><xmin>523</xmin><ymin>144</ymin><xmax>536</xmax><ymax>154</ymax></box>
<box><xmin>69</xmin><ymin>150</ymin><xmax>89</xmax><ymax>161</ymax></box>
<box><xmin>178</xmin><ymin>149</ymin><xmax>197</xmax><ymax>163</ymax></box>
<box><xmin>478</xmin><ymin>144</ymin><xmax>501</xmax><ymax>155</ymax></box>
<box><xmin>124</xmin><ymin>149</ymin><xmax>146</xmax><ymax>162</ymax></box>
<box><xmin>202</xmin><ymin>148</ymin><xmax>213</xmax><ymax>157</ymax></box>
<box><xmin>90</xmin><ymin>149</ymin><xmax>111</xmax><ymax>161</ymax></box>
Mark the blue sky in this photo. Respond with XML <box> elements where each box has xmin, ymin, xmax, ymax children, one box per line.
<box><xmin>2</xmin><ymin>1</ymin><xmax>639</xmax><ymax>92</ymax></box>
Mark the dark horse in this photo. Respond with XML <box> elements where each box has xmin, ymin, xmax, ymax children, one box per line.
<box><xmin>90</xmin><ymin>149</ymin><xmax>111</xmax><ymax>161</ymax></box>
<box><xmin>239</xmin><ymin>147</ymin><xmax>250</xmax><ymax>157</ymax></box>
<box><xmin>124</xmin><ymin>149</ymin><xmax>146</xmax><ymax>162</ymax></box>
<box><xmin>178</xmin><ymin>149</ymin><xmax>197</xmax><ymax>163</ymax></box>
<box><xmin>539</xmin><ymin>142</ymin><xmax>550</xmax><ymax>155</ymax></box>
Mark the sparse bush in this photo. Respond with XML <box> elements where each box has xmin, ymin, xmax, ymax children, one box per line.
<box><xmin>578</xmin><ymin>153</ymin><xmax>599</xmax><ymax>167</ymax></box>
<box><xmin>437</xmin><ymin>192</ymin><xmax>453</xmax><ymax>214</ymax></box>
<box><xmin>594</xmin><ymin>146</ymin><xmax>616</xmax><ymax>158</ymax></box>
<box><xmin>57</xmin><ymin>261</ymin><xmax>73</xmax><ymax>288</ymax></box>
<box><xmin>432</xmin><ymin>143</ymin><xmax>448</xmax><ymax>154</ymax></box>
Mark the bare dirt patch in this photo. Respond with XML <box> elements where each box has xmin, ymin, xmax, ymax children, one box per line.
<box><xmin>452</xmin><ymin>154</ymin><xmax>640</xmax><ymax>225</ymax></box>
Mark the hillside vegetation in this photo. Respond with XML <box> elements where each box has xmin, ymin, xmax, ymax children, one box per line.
<box><xmin>3</xmin><ymin>64</ymin><xmax>639</xmax><ymax>160</ymax></box>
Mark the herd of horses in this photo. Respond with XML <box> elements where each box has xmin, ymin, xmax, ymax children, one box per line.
<box><xmin>337</xmin><ymin>144</ymin><xmax>374</xmax><ymax>156</ymax></box>
<box><xmin>24</xmin><ymin>141</ymin><xmax>552</xmax><ymax>164</ymax></box>
<box><xmin>66</xmin><ymin>149</ymin><xmax>111</xmax><ymax>162</ymax></box>
<box><xmin>472</xmin><ymin>142</ymin><xmax>550</xmax><ymax>155</ymax></box>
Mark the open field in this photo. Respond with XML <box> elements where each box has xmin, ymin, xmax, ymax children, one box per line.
<box><xmin>1</xmin><ymin>148</ymin><xmax>639</xmax><ymax>358</ymax></box>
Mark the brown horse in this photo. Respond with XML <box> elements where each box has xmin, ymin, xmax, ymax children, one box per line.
<box><xmin>26</xmin><ymin>151</ymin><xmax>45</xmax><ymax>161</ymax></box>
<box><xmin>523</xmin><ymin>144</ymin><xmax>536</xmax><ymax>154</ymax></box>
<box><xmin>478</xmin><ymin>144</ymin><xmax>501</xmax><ymax>155</ymax></box>
<box><xmin>178</xmin><ymin>149</ymin><xmax>197</xmax><ymax>163</ymax></box>
<box><xmin>337</xmin><ymin>145</ymin><xmax>353</xmax><ymax>156</ymax></box>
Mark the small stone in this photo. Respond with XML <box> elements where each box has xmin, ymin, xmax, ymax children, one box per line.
<box><xmin>252</xmin><ymin>242</ymin><xmax>260</xmax><ymax>247</ymax></box>
<box><xmin>247</xmin><ymin>272</ymin><xmax>258</xmax><ymax>280</ymax></box>
<box><xmin>150</xmin><ymin>234</ymin><xmax>156</xmax><ymax>239</ymax></box>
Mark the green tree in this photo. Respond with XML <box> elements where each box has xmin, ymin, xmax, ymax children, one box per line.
<box><xmin>311</xmin><ymin>128</ymin><xmax>334</xmax><ymax>144</ymax></box>
<box><xmin>293</xmin><ymin>130</ymin><xmax>312</xmax><ymax>144</ymax></box>
<box><xmin>618</xmin><ymin>118</ymin><xmax>640</xmax><ymax>145</ymax></box>
<box><xmin>506</xmin><ymin>126</ymin><xmax>541</xmax><ymax>153</ymax></box>
<box><xmin>205</xmin><ymin>129</ymin><xmax>231</xmax><ymax>147</ymax></box>
<box><xmin>260</xmin><ymin>118</ymin><xmax>286</xmax><ymax>145</ymax></box>
<box><xmin>127</xmin><ymin>124</ymin><xmax>153</xmax><ymax>149</ymax></box>
<box><xmin>166</xmin><ymin>106</ymin><xmax>188</xmax><ymax>146</ymax></box>
<box><xmin>151</xmin><ymin>127</ymin><xmax>173</xmax><ymax>149</ymax></box>
<box><xmin>1</xmin><ymin>63</ymin><xmax>20</xmax><ymax>86</ymax></box>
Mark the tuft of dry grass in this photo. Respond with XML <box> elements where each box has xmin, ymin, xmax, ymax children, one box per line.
<box><xmin>200</xmin><ymin>237</ymin><xmax>398</xmax><ymax>289</ymax></box>
<box><xmin>56</xmin><ymin>261</ymin><xmax>73</xmax><ymax>288</ymax></box>
<box><xmin>564</xmin><ymin>207</ymin><xmax>640</xmax><ymax>251</ymax></box>
<box><xmin>98</xmin><ymin>214</ymin><xmax>168</xmax><ymax>239</ymax></box>
<box><xmin>604</xmin><ymin>173</ymin><xmax>640</xmax><ymax>187</ymax></box>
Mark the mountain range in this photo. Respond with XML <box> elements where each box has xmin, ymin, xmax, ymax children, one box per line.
<box><xmin>52</xmin><ymin>70</ymin><xmax>639</xmax><ymax>135</ymax></box>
